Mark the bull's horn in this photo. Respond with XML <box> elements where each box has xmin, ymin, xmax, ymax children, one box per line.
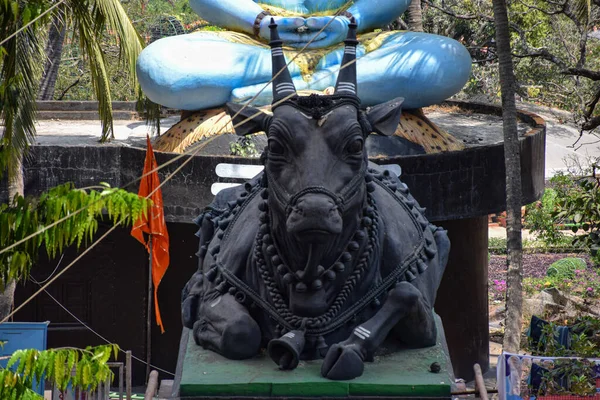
<box><xmin>334</xmin><ymin>17</ymin><xmax>358</xmax><ymax>95</ymax></box>
<box><xmin>269</xmin><ymin>18</ymin><xmax>297</xmax><ymax>102</ymax></box>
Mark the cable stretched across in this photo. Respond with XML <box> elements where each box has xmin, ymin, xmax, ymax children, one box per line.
<box><xmin>0</xmin><ymin>0</ymin><xmax>66</xmax><ymax>47</ymax></box>
<box><xmin>29</xmin><ymin>276</ymin><xmax>175</xmax><ymax>376</ymax></box>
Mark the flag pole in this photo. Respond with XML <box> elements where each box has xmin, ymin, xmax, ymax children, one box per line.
<box><xmin>146</xmin><ymin>237</ymin><xmax>153</xmax><ymax>383</ymax></box>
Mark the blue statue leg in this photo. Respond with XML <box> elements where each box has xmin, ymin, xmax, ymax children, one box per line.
<box><xmin>230</xmin><ymin>75</ymin><xmax>309</xmax><ymax>105</ymax></box>
<box><xmin>136</xmin><ymin>33</ymin><xmax>275</xmax><ymax>110</ymax></box>
<box><xmin>229</xmin><ymin>57</ymin><xmax>306</xmax><ymax>105</ymax></box>
<box><xmin>306</xmin><ymin>32</ymin><xmax>472</xmax><ymax>108</ymax></box>
<box><xmin>356</xmin><ymin>32</ymin><xmax>472</xmax><ymax>108</ymax></box>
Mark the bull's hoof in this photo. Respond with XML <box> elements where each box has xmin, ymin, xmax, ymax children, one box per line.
<box><xmin>321</xmin><ymin>343</ymin><xmax>365</xmax><ymax>380</ymax></box>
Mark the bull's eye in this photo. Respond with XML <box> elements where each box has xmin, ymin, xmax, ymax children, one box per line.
<box><xmin>268</xmin><ymin>139</ymin><xmax>285</xmax><ymax>155</ymax></box>
<box><xmin>346</xmin><ymin>139</ymin><xmax>364</xmax><ymax>154</ymax></box>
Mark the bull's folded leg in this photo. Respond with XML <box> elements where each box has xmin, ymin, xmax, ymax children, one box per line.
<box><xmin>321</xmin><ymin>281</ymin><xmax>434</xmax><ymax>380</ymax></box>
<box><xmin>193</xmin><ymin>292</ymin><xmax>261</xmax><ymax>360</ymax></box>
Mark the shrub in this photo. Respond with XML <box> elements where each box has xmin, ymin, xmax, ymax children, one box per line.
<box><xmin>524</xmin><ymin>187</ymin><xmax>564</xmax><ymax>245</ymax></box>
<box><xmin>546</xmin><ymin>257</ymin><xmax>587</xmax><ymax>280</ymax></box>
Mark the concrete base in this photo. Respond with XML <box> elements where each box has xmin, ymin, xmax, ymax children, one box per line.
<box><xmin>176</xmin><ymin>315</ymin><xmax>453</xmax><ymax>399</ymax></box>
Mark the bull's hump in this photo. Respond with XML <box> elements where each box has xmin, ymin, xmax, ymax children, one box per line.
<box><xmin>214</xmin><ymin>187</ymin><xmax>262</xmax><ymax>277</ymax></box>
<box><xmin>371</xmin><ymin>180</ymin><xmax>429</xmax><ymax>275</ymax></box>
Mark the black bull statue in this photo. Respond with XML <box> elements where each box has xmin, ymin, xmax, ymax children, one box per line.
<box><xmin>181</xmin><ymin>19</ymin><xmax>450</xmax><ymax>381</ymax></box>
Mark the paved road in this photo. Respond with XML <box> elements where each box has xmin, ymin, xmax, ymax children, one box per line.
<box><xmin>33</xmin><ymin>101</ymin><xmax>600</xmax><ymax>179</ymax></box>
<box><xmin>515</xmin><ymin>102</ymin><xmax>600</xmax><ymax>176</ymax></box>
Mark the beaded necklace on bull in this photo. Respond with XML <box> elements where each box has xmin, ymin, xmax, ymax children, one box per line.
<box><xmin>204</xmin><ymin>18</ymin><xmax>439</xmax><ymax>339</ymax></box>
<box><xmin>257</xmin><ymin>17</ymin><xmax>379</xmax><ymax>333</ymax></box>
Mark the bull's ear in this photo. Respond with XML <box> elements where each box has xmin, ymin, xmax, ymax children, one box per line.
<box><xmin>365</xmin><ymin>97</ymin><xmax>404</xmax><ymax>136</ymax></box>
<box><xmin>226</xmin><ymin>102</ymin><xmax>272</xmax><ymax>136</ymax></box>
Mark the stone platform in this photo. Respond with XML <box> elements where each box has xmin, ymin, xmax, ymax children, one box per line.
<box><xmin>176</xmin><ymin>316</ymin><xmax>453</xmax><ymax>399</ymax></box>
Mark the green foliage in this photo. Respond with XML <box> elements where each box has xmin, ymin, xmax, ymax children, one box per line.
<box><xmin>0</xmin><ymin>0</ymin><xmax>49</xmax><ymax>180</ymax></box>
<box><xmin>0</xmin><ymin>344</ymin><xmax>119</xmax><ymax>398</ymax></box>
<box><xmin>55</xmin><ymin>0</ymin><xmax>201</xmax><ymax>102</ymax></box>
<box><xmin>0</xmin><ymin>182</ymin><xmax>150</xmax><ymax>288</ymax></box>
<box><xmin>425</xmin><ymin>0</ymin><xmax>600</xmax><ymax>117</ymax></box>
<box><xmin>0</xmin><ymin>370</ymin><xmax>41</xmax><ymax>400</ymax></box>
<box><xmin>523</xmin><ymin>265</ymin><xmax>600</xmax><ymax>299</ymax></box>
<box><xmin>546</xmin><ymin>257</ymin><xmax>587</xmax><ymax>280</ymax></box>
<box><xmin>552</xmin><ymin>168</ymin><xmax>600</xmax><ymax>251</ymax></box>
<box><xmin>527</xmin><ymin>318</ymin><xmax>600</xmax><ymax>397</ymax></box>
<box><xmin>524</xmin><ymin>188</ymin><xmax>564</xmax><ymax>245</ymax></box>
<box><xmin>524</xmin><ymin>170</ymin><xmax>600</xmax><ymax>261</ymax></box>
<box><xmin>538</xmin><ymin>358</ymin><xmax>596</xmax><ymax>397</ymax></box>
<box><xmin>488</xmin><ymin>236</ymin><xmax>576</xmax><ymax>254</ymax></box>
<box><xmin>229</xmin><ymin>136</ymin><xmax>260</xmax><ymax>158</ymax></box>
<box><xmin>488</xmin><ymin>236</ymin><xmax>507</xmax><ymax>251</ymax></box>
<box><xmin>0</xmin><ymin>0</ymin><xmax>159</xmax><ymax>179</ymax></box>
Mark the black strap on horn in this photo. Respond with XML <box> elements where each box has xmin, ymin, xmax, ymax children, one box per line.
<box><xmin>334</xmin><ymin>17</ymin><xmax>358</xmax><ymax>95</ymax></box>
<box><xmin>269</xmin><ymin>18</ymin><xmax>297</xmax><ymax>103</ymax></box>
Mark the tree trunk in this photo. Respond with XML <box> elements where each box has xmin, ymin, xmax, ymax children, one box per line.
<box><xmin>3</xmin><ymin>156</ymin><xmax>24</xmax><ymax>321</ymax></box>
<box><xmin>492</xmin><ymin>0</ymin><xmax>523</xmax><ymax>353</ymax></box>
<box><xmin>407</xmin><ymin>0</ymin><xmax>424</xmax><ymax>32</ymax></box>
<box><xmin>38</xmin><ymin>13</ymin><xmax>66</xmax><ymax>100</ymax></box>
<box><xmin>7</xmin><ymin>155</ymin><xmax>24</xmax><ymax>203</ymax></box>
<box><xmin>0</xmin><ymin>281</ymin><xmax>17</xmax><ymax>321</ymax></box>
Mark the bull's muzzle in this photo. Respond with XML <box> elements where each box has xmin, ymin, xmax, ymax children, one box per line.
<box><xmin>286</xmin><ymin>193</ymin><xmax>343</xmax><ymax>241</ymax></box>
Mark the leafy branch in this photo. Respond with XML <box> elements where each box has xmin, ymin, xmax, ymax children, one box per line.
<box><xmin>0</xmin><ymin>344</ymin><xmax>119</xmax><ymax>399</ymax></box>
<box><xmin>0</xmin><ymin>182</ymin><xmax>150</xmax><ymax>289</ymax></box>
<box><xmin>424</xmin><ymin>0</ymin><xmax>600</xmax><ymax>134</ymax></box>
<box><xmin>0</xmin><ymin>370</ymin><xmax>41</xmax><ymax>400</ymax></box>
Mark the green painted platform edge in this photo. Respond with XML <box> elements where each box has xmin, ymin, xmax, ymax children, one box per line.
<box><xmin>180</xmin><ymin>382</ymin><xmax>271</xmax><ymax>396</ymax></box>
<box><xmin>349</xmin><ymin>383</ymin><xmax>449</xmax><ymax>397</ymax></box>
<box><xmin>271</xmin><ymin>380</ymin><xmax>349</xmax><ymax>397</ymax></box>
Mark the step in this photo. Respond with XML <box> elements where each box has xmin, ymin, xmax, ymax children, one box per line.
<box><xmin>36</xmin><ymin>100</ymin><xmax>138</xmax><ymax>112</ymax></box>
<box><xmin>37</xmin><ymin>110</ymin><xmax>139</xmax><ymax>120</ymax></box>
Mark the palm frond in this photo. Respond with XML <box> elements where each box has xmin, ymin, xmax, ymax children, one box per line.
<box><xmin>0</xmin><ymin>1</ymin><xmax>48</xmax><ymax>180</ymax></box>
<box><xmin>91</xmin><ymin>0</ymin><xmax>144</xmax><ymax>87</ymax></box>
<box><xmin>66</xmin><ymin>0</ymin><xmax>151</xmax><ymax>141</ymax></box>
<box><xmin>68</xmin><ymin>0</ymin><xmax>114</xmax><ymax>141</ymax></box>
<box><xmin>136</xmin><ymin>93</ymin><xmax>162</xmax><ymax>136</ymax></box>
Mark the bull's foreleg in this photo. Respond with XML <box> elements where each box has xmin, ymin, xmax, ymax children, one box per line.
<box><xmin>193</xmin><ymin>292</ymin><xmax>262</xmax><ymax>360</ymax></box>
<box><xmin>321</xmin><ymin>281</ymin><xmax>434</xmax><ymax>380</ymax></box>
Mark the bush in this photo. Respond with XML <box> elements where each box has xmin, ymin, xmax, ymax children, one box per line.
<box><xmin>525</xmin><ymin>168</ymin><xmax>600</xmax><ymax>262</ymax></box>
<box><xmin>546</xmin><ymin>257</ymin><xmax>587</xmax><ymax>280</ymax></box>
<box><xmin>524</xmin><ymin>188</ymin><xmax>564</xmax><ymax>245</ymax></box>
<box><xmin>523</xmin><ymin>263</ymin><xmax>600</xmax><ymax>299</ymax></box>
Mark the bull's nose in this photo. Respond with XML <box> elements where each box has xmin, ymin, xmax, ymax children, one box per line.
<box><xmin>295</xmin><ymin>195</ymin><xmax>337</xmax><ymax>218</ymax></box>
<box><xmin>287</xmin><ymin>194</ymin><xmax>343</xmax><ymax>239</ymax></box>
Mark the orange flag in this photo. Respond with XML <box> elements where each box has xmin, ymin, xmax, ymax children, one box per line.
<box><xmin>131</xmin><ymin>136</ymin><xmax>170</xmax><ymax>333</ymax></box>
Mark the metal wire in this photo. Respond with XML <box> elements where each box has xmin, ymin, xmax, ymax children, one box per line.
<box><xmin>29</xmin><ymin>276</ymin><xmax>176</xmax><ymax>377</ymax></box>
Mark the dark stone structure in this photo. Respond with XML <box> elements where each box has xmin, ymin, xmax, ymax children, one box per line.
<box><xmin>180</xmin><ymin>20</ymin><xmax>451</xmax><ymax>381</ymax></box>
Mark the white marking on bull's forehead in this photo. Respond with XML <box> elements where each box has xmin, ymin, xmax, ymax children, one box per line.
<box><xmin>318</xmin><ymin>111</ymin><xmax>334</xmax><ymax>127</ymax></box>
<box><xmin>297</xmin><ymin>110</ymin><xmax>334</xmax><ymax>124</ymax></box>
